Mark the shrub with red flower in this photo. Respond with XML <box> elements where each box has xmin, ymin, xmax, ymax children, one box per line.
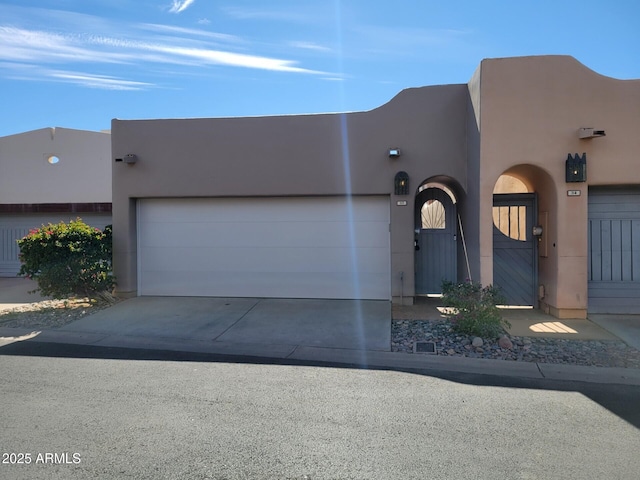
<box><xmin>17</xmin><ymin>219</ymin><xmax>115</xmax><ymax>299</ymax></box>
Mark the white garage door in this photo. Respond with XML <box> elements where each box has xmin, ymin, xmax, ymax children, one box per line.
<box><xmin>138</xmin><ymin>196</ymin><xmax>391</xmax><ymax>299</ymax></box>
<box><xmin>588</xmin><ymin>187</ymin><xmax>640</xmax><ymax>314</ymax></box>
<box><xmin>0</xmin><ymin>213</ymin><xmax>112</xmax><ymax>277</ymax></box>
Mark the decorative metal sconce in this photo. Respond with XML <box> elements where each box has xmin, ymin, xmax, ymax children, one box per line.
<box><xmin>565</xmin><ymin>153</ymin><xmax>586</xmax><ymax>183</ymax></box>
<box><xmin>394</xmin><ymin>171</ymin><xmax>409</xmax><ymax>195</ymax></box>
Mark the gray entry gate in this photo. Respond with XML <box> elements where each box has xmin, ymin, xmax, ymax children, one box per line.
<box><xmin>415</xmin><ymin>188</ymin><xmax>457</xmax><ymax>294</ymax></box>
<box><xmin>493</xmin><ymin>193</ymin><xmax>537</xmax><ymax>306</ymax></box>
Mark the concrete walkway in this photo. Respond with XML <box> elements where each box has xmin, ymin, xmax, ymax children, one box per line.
<box><xmin>394</xmin><ymin>297</ymin><xmax>635</xmax><ymax>343</ymax></box>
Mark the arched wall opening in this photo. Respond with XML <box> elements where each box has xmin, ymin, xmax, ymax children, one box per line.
<box><xmin>414</xmin><ymin>176</ymin><xmax>469</xmax><ymax>295</ymax></box>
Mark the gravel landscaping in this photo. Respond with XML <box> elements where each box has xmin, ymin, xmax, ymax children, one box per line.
<box><xmin>392</xmin><ymin>318</ymin><xmax>640</xmax><ymax>369</ymax></box>
<box><xmin>0</xmin><ymin>297</ymin><xmax>118</xmax><ymax>329</ymax></box>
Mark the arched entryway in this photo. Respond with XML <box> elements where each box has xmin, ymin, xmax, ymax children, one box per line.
<box><xmin>492</xmin><ymin>167</ymin><xmax>554</xmax><ymax>307</ymax></box>
<box><xmin>414</xmin><ymin>182</ymin><xmax>458</xmax><ymax>294</ymax></box>
<box><xmin>493</xmin><ymin>192</ymin><xmax>538</xmax><ymax>306</ymax></box>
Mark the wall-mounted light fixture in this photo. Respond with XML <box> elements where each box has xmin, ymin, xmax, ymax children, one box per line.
<box><xmin>566</xmin><ymin>153</ymin><xmax>587</xmax><ymax>183</ymax></box>
<box><xmin>115</xmin><ymin>154</ymin><xmax>138</xmax><ymax>164</ymax></box>
<box><xmin>578</xmin><ymin>128</ymin><xmax>606</xmax><ymax>139</ymax></box>
<box><xmin>394</xmin><ymin>171</ymin><xmax>409</xmax><ymax>195</ymax></box>
<box><xmin>388</xmin><ymin>148</ymin><xmax>401</xmax><ymax>158</ymax></box>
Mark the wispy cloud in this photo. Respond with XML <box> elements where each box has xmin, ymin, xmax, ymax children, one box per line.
<box><xmin>153</xmin><ymin>45</ymin><xmax>323</xmax><ymax>73</ymax></box>
<box><xmin>2</xmin><ymin>62</ymin><xmax>153</xmax><ymax>90</ymax></box>
<box><xmin>0</xmin><ymin>27</ymin><xmax>133</xmax><ymax>64</ymax></box>
<box><xmin>222</xmin><ymin>7</ymin><xmax>311</xmax><ymax>23</ymax></box>
<box><xmin>168</xmin><ymin>0</ymin><xmax>196</xmax><ymax>14</ymax></box>
<box><xmin>288</xmin><ymin>41</ymin><xmax>331</xmax><ymax>53</ymax></box>
<box><xmin>0</xmin><ymin>8</ymin><xmax>329</xmax><ymax>90</ymax></box>
<box><xmin>49</xmin><ymin>71</ymin><xmax>154</xmax><ymax>90</ymax></box>
<box><xmin>139</xmin><ymin>23</ymin><xmax>243</xmax><ymax>43</ymax></box>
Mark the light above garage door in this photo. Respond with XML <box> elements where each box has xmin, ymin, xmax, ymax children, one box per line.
<box><xmin>137</xmin><ymin>196</ymin><xmax>391</xmax><ymax>300</ymax></box>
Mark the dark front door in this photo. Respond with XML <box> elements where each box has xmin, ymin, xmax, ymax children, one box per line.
<box><xmin>493</xmin><ymin>193</ymin><xmax>537</xmax><ymax>306</ymax></box>
<box><xmin>415</xmin><ymin>188</ymin><xmax>457</xmax><ymax>294</ymax></box>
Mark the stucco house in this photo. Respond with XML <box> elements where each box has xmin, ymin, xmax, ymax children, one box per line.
<box><xmin>111</xmin><ymin>55</ymin><xmax>640</xmax><ymax>317</ymax></box>
<box><xmin>0</xmin><ymin>127</ymin><xmax>112</xmax><ymax>276</ymax></box>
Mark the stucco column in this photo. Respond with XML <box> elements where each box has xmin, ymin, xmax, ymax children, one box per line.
<box><xmin>478</xmin><ymin>182</ymin><xmax>495</xmax><ymax>288</ymax></box>
<box><xmin>549</xmin><ymin>188</ymin><xmax>588</xmax><ymax>318</ymax></box>
<box><xmin>112</xmin><ymin>197</ymin><xmax>137</xmax><ymax>298</ymax></box>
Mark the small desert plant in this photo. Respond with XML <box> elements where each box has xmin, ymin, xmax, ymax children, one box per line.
<box><xmin>17</xmin><ymin>219</ymin><xmax>115</xmax><ymax>299</ymax></box>
<box><xmin>441</xmin><ymin>280</ymin><xmax>510</xmax><ymax>338</ymax></box>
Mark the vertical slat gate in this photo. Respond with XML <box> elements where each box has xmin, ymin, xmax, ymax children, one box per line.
<box><xmin>588</xmin><ymin>188</ymin><xmax>640</xmax><ymax>313</ymax></box>
<box><xmin>492</xmin><ymin>194</ymin><xmax>536</xmax><ymax>306</ymax></box>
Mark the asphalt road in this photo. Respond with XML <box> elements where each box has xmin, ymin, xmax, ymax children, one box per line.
<box><xmin>1</xmin><ymin>342</ymin><xmax>639</xmax><ymax>480</ymax></box>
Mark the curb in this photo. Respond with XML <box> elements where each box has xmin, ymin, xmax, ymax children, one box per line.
<box><xmin>1</xmin><ymin>326</ymin><xmax>640</xmax><ymax>386</ymax></box>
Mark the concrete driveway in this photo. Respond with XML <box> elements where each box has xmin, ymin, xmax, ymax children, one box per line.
<box><xmin>1</xmin><ymin>277</ymin><xmax>391</xmax><ymax>352</ymax></box>
<box><xmin>58</xmin><ymin>296</ymin><xmax>392</xmax><ymax>352</ymax></box>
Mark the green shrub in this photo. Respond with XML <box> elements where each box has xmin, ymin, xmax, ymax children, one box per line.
<box><xmin>17</xmin><ymin>219</ymin><xmax>115</xmax><ymax>299</ymax></box>
<box><xmin>441</xmin><ymin>280</ymin><xmax>510</xmax><ymax>338</ymax></box>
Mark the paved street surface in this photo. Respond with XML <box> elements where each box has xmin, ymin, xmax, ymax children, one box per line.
<box><xmin>1</xmin><ymin>344</ymin><xmax>639</xmax><ymax>479</ymax></box>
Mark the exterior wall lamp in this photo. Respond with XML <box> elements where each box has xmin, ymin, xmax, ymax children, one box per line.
<box><xmin>566</xmin><ymin>153</ymin><xmax>587</xmax><ymax>183</ymax></box>
<box><xmin>388</xmin><ymin>148</ymin><xmax>401</xmax><ymax>158</ymax></box>
<box><xmin>115</xmin><ymin>154</ymin><xmax>138</xmax><ymax>164</ymax></box>
<box><xmin>578</xmin><ymin>128</ymin><xmax>606</xmax><ymax>139</ymax></box>
<box><xmin>394</xmin><ymin>171</ymin><xmax>409</xmax><ymax>195</ymax></box>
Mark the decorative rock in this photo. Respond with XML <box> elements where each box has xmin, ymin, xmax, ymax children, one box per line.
<box><xmin>498</xmin><ymin>335</ymin><xmax>514</xmax><ymax>350</ymax></box>
<box><xmin>389</xmin><ymin>318</ymin><xmax>640</xmax><ymax>368</ymax></box>
<box><xmin>472</xmin><ymin>337</ymin><xmax>483</xmax><ymax>347</ymax></box>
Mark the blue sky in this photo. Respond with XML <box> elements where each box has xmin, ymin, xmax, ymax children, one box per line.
<box><xmin>1</xmin><ymin>0</ymin><xmax>638</xmax><ymax>137</ymax></box>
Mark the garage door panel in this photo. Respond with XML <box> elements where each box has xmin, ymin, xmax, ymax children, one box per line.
<box><xmin>588</xmin><ymin>188</ymin><xmax>640</xmax><ymax>313</ymax></box>
<box><xmin>141</xmin><ymin>197</ymin><xmax>386</xmax><ymax>223</ymax></box>
<box><xmin>139</xmin><ymin>220</ymin><xmax>388</xmax><ymax>249</ymax></box>
<box><xmin>142</xmin><ymin>271</ymin><xmax>391</xmax><ymax>299</ymax></box>
<box><xmin>140</xmin><ymin>245</ymin><xmax>389</xmax><ymax>274</ymax></box>
<box><xmin>138</xmin><ymin>197</ymin><xmax>390</xmax><ymax>299</ymax></box>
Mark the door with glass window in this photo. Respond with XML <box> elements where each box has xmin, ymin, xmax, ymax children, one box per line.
<box><xmin>415</xmin><ymin>188</ymin><xmax>457</xmax><ymax>294</ymax></box>
<box><xmin>492</xmin><ymin>193</ymin><xmax>537</xmax><ymax>306</ymax></box>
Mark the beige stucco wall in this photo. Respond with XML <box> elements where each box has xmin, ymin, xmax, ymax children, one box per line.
<box><xmin>112</xmin><ymin>85</ymin><xmax>470</xmax><ymax>296</ymax></box>
<box><xmin>112</xmin><ymin>55</ymin><xmax>639</xmax><ymax>309</ymax></box>
<box><xmin>0</xmin><ymin>127</ymin><xmax>112</xmax><ymax>204</ymax></box>
<box><xmin>477</xmin><ymin>55</ymin><xmax>640</xmax><ymax>316</ymax></box>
